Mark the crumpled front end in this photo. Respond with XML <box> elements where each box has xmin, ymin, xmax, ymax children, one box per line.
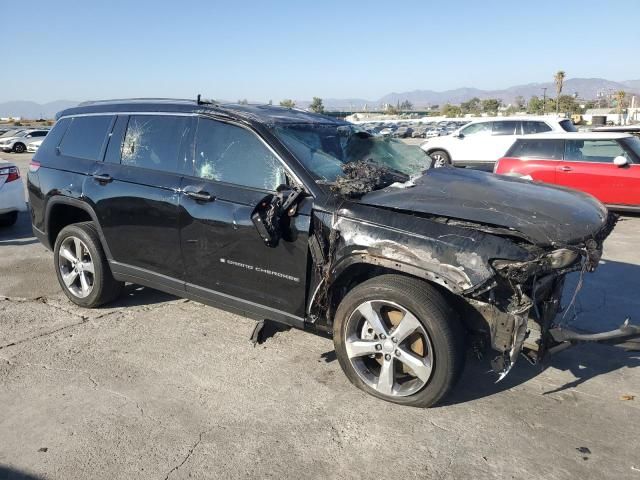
<box><xmin>465</xmin><ymin>211</ymin><xmax>621</xmax><ymax>378</ymax></box>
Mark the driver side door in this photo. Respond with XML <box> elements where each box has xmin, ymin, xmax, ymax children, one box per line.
<box><xmin>179</xmin><ymin>117</ymin><xmax>311</xmax><ymax>324</ymax></box>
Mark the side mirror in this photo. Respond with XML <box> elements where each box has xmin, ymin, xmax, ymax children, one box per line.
<box><xmin>455</xmin><ymin>133</ymin><xmax>464</xmax><ymax>139</ymax></box>
<box><xmin>613</xmin><ymin>156</ymin><xmax>629</xmax><ymax>167</ymax></box>
<box><xmin>251</xmin><ymin>186</ymin><xmax>303</xmax><ymax>247</ymax></box>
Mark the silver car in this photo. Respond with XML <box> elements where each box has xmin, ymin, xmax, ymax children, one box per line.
<box><xmin>0</xmin><ymin>129</ymin><xmax>49</xmax><ymax>153</ymax></box>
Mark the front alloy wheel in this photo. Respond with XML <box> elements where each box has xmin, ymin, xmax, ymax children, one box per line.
<box><xmin>345</xmin><ymin>300</ymin><xmax>434</xmax><ymax>397</ymax></box>
<box><xmin>334</xmin><ymin>275</ymin><xmax>465</xmax><ymax>407</ymax></box>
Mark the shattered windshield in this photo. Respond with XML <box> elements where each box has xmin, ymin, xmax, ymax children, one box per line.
<box><xmin>273</xmin><ymin>124</ymin><xmax>433</xmax><ymax>183</ymax></box>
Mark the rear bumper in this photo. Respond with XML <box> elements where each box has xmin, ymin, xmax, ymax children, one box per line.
<box><xmin>0</xmin><ymin>179</ymin><xmax>26</xmax><ymax>213</ymax></box>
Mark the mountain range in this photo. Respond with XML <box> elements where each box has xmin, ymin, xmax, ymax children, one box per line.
<box><xmin>2</xmin><ymin>78</ymin><xmax>639</xmax><ymax>118</ymax></box>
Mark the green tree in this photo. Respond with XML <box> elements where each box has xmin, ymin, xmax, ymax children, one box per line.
<box><xmin>554</xmin><ymin>70</ymin><xmax>566</xmax><ymax>113</ymax></box>
<box><xmin>309</xmin><ymin>97</ymin><xmax>325</xmax><ymax>113</ymax></box>
<box><xmin>441</xmin><ymin>104</ymin><xmax>462</xmax><ymax>117</ymax></box>
<box><xmin>399</xmin><ymin>100</ymin><xmax>413</xmax><ymax>111</ymax></box>
<box><xmin>481</xmin><ymin>98</ymin><xmax>501</xmax><ymax>114</ymax></box>
<box><xmin>280</xmin><ymin>99</ymin><xmax>296</xmax><ymax>108</ymax></box>
<box><xmin>527</xmin><ymin>96</ymin><xmax>545</xmax><ymax>114</ymax></box>
<box><xmin>460</xmin><ymin>97</ymin><xmax>481</xmax><ymax>115</ymax></box>
<box><xmin>556</xmin><ymin>95</ymin><xmax>582</xmax><ymax>114</ymax></box>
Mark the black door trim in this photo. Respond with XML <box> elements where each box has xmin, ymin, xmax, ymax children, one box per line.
<box><xmin>109</xmin><ymin>260</ymin><xmax>306</xmax><ymax>329</ymax></box>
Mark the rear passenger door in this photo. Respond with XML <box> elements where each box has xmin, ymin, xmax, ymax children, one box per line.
<box><xmin>178</xmin><ymin>117</ymin><xmax>311</xmax><ymax>321</ymax></box>
<box><xmin>85</xmin><ymin>114</ymin><xmax>194</xmax><ymax>289</ymax></box>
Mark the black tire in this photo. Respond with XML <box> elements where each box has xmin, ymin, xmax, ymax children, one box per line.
<box><xmin>333</xmin><ymin>275</ymin><xmax>465</xmax><ymax>407</ymax></box>
<box><xmin>13</xmin><ymin>143</ymin><xmax>26</xmax><ymax>153</ymax></box>
<box><xmin>0</xmin><ymin>211</ymin><xmax>18</xmax><ymax>227</ymax></box>
<box><xmin>53</xmin><ymin>222</ymin><xmax>123</xmax><ymax>308</ymax></box>
<box><xmin>429</xmin><ymin>150</ymin><xmax>451</xmax><ymax>167</ymax></box>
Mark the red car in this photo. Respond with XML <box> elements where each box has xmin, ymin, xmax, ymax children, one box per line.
<box><xmin>494</xmin><ymin>132</ymin><xmax>640</xmax><ymax>211</ymax></box>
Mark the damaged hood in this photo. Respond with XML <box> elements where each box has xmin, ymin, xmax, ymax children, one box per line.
<box><xmin>358</xmin><ymin>167</ymin><xmax>608</xmax><ymax>247</ymax></box>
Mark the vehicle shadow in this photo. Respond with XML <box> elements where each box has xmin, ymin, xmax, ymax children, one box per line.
<box><xmin>562</xmin><ymin>259</ymin><xmax>639</xmax><ymax>333</ymax></box>
<box><xmin>440</xmin><ymin>343</ymin><xmax>639</xmax><ymax>407</ymax></box>
<box><xmin>0</xmin><ymin>210</ymin><xmax>38</xmax><ymax>246</ymax></box>
<box><xmin>104</xmin><ymin>284</ymin><xmax>178</xmax><ymax>309</ymax></box>
<box><xmin>0</xmin><ymin>465</ymin><xmax>44</xmax><ymax>480</ymax></box>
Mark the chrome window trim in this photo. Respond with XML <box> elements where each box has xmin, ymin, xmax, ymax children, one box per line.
<box><xmin>58</xmin><ymin>111</ymin><xmax>308</xmax><ymax>192</ymax></box>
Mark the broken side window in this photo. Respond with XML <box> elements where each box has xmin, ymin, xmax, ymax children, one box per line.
<box><xmin>120</xmin><ymin>115</ymin><xmax>189</xmax><ymax>173</ymax></box>
<box><xmin>194</xmin><ymin>118</ymin><xmax>286</xmax><ymax>191</ymax></box>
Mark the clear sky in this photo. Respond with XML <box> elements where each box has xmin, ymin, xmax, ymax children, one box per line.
<box><xmin>3</xmin><ymin>0</ymin><xmax>638</xmax><ymax>103</ymax></box>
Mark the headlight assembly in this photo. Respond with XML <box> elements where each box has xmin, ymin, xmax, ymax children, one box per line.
<box><xmin>544</xmin><ymin>248</ymin><xmax>579</xmax><ymax>269</ymax></box>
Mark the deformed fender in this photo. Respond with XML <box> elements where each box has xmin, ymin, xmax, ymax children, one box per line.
<box><xmin>328</xmin><ymin>204</ymin><xmax>532</xmax><ymax>293</ymax></box>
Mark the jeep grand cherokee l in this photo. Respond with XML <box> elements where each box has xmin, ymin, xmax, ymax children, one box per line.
<box><xmin>27</xmin><ymin>99</ymin><xmax>638</xmax><ymax>407</ymax></box>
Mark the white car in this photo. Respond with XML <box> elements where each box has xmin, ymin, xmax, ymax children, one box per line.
<box><xmin>27</xmin><ymin>139</ymin><xmax>43</xmax><ymax>153</ymax></box>
<box><xmin>0</xmin><ymin>129</ymin><xmax>49</xmax><ymax>153</ymax></box>
<box><xmin>420</xmin><ymin>116</ymin><xmax>577</xmax><ymax>168</ymax></box>
<box><xmin>0</xmin><ymin>159</ymin><xmax>26</xmax><ymax>226</ymax></box>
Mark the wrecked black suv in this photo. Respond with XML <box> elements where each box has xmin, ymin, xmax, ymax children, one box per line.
<box><xmin>28</xmin><ymin>99</ymin><xmax>637</xmax><ymax>407</ymax></box>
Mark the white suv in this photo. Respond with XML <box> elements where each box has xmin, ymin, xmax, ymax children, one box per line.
<box><xmin>420</xmin><ymin>117</ymin><xmax>577</xmax><ymax>168</ymax></box>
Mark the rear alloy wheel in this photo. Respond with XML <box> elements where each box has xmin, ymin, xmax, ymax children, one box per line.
<box><xmin>13</xmin><ymin>143</ymin><xmax>25</xmax><ymax>153</ymax></box>
<box><xmin>429</xmin><ymin>150</ymin><xmax>450</xmax><ymax>168</ymax></box>
<box><xmin>54</xmin><ymin>222</ymin><xmax>123</xmax><ymax>307</ymax></box>
<box><xmin>334</xmin><ymin>275</ymin><xmax>465</xmax><ymax>407</ymax></box>
<box><xmin>57</xmin><ymin>236</ymin><xmax>96</xmax><ymax>299</ymax></box>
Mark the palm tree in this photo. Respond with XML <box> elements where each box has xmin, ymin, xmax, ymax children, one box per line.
<box><xmin>554</xmin><ymin>71</ymin><xmax>566</xmax><ymax>113</ymax></box>
<box><xmin>615</xmin><ymin>90</ymin><xmax>626</xmax><ymax>124</ymax></box>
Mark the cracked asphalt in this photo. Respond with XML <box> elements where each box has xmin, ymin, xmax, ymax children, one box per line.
<box><xmin>1</xmin><ymin>152</ymin><xmax>639</xmax><ymax>480</ymax></box>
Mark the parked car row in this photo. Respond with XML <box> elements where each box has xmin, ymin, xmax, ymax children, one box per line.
<box><xmin>0</xmin><ymin>128</ymin><xmax>49</xmax><ymax>153</ymax></box>
<box><xmin>358</xmin><ymin>120</ymin><xmax>469</xmax><ymax>139</ymax></box>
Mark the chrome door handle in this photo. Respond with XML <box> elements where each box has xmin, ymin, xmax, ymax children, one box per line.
<box><xmin>560</xmin><ymin>166</ymin><xmax>573</xmax><ymax>172</ymax></box>
<box><xmin>184</xmin><ymin>190</ymin><xmax>214</xmax><ymax>202</ymax></box>
<box><xmin>93</xmin><ymin>173</ymin><xmax>113</xmax><ymax>183</ymax></box>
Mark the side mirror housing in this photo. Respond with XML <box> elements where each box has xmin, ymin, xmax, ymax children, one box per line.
<box><xmin>613</xmin><ymin>155</ymin><xmax>629</xmax><ymax>167</ymax></box>
<box><xmin>455</xmin><ymin>133</ymin><xmax>465</xmax><ymax>139</ymax></box>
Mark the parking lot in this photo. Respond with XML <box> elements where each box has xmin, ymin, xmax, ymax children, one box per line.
<box><xmin>1</xmin><ymin>151</ymin><xmax>639</xmax><ymax>479</ymax></box>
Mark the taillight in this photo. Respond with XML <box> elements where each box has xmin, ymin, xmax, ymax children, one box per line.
<box><xmin>0</xmin><ymin>166</ymin><xmax>20</xmax><ymax>182</ymax></box>
<box><xmin>29</xmin><ymin>160</ymin><xmax>41</xmax><ymax>173</ymax></box>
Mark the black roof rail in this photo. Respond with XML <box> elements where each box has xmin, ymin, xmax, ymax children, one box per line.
<box><xmin>77</xmin><ymin>98</ymin><xmax>195</xmax><ymax>107</ymax></box>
